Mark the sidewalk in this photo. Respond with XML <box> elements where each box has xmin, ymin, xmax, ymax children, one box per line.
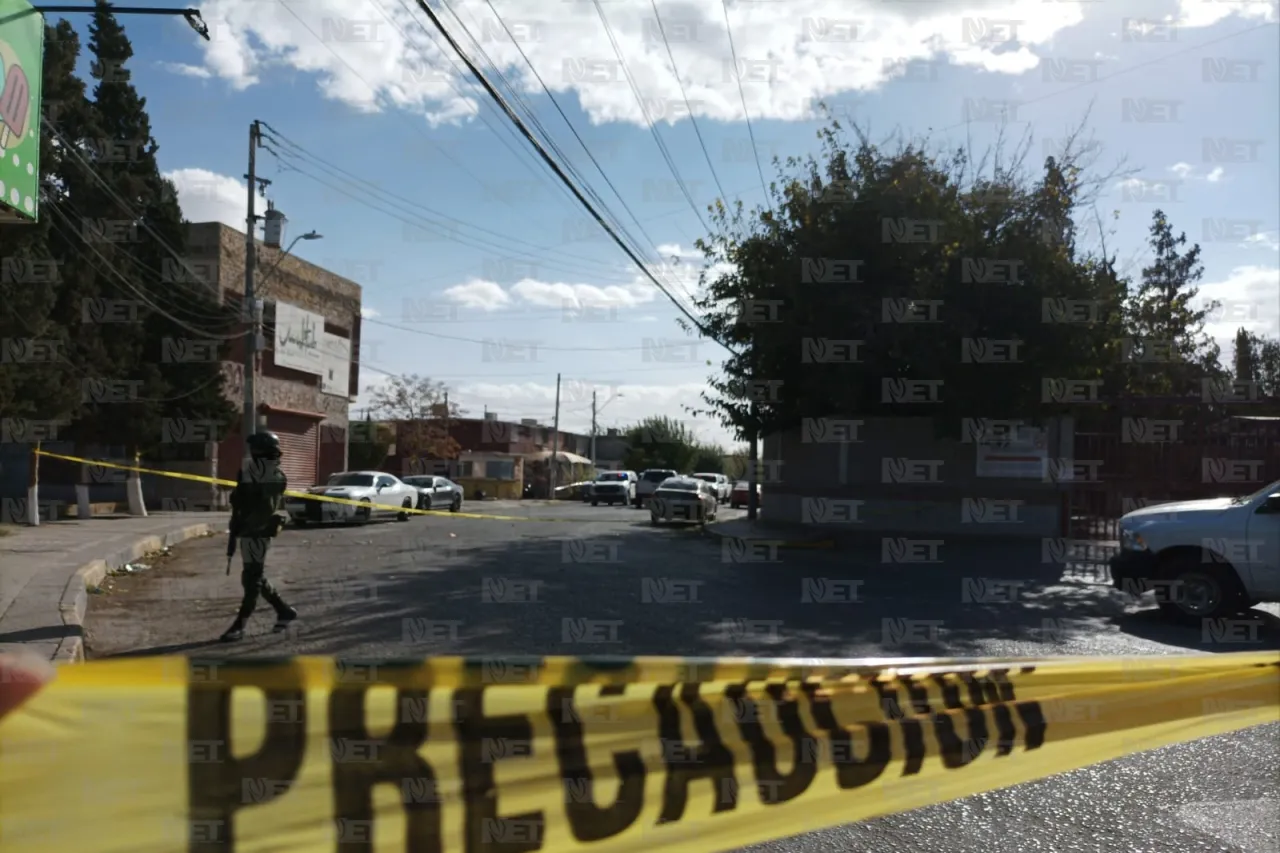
<box><xmin>0</xmin><ymin>512</ymin><xmax>229</xmax><ymax>662</ymax></box>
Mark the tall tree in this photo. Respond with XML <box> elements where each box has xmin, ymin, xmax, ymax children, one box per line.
<box><xmin>1123</xmin><ymin>210</ymin><xmax>1222</xmax><ymax>399</ymax></box>
<box><xmin>1233</xmin><ymin>327</ymin><xmax>1256</xmax><ymax>384</ymax></box>
<box><xmin>77</xmin><ymin>1</ymin><xmax>234</xmax><ymax>458</ymax></box>
<box><xmin>365</xmin><ymin>374</ymin><xmax>464</xmax><ymax>473</ymax></box>
<box><xmin>686</xmin><ymin>120</ymin><xmax>1127</xmax><ymax>439</ymax></box>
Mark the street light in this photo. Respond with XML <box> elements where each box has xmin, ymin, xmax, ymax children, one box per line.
<box><xmin>31</xmin><ymin>6</ymin><xmax>211</xmax><ymax>40</ymax></box>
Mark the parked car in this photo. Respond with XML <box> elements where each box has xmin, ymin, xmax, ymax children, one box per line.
<box><xmin>692</xmin><ymin>473</ymin><xmax>732</xmax><ymax>504</ymax></box>
<box><xmin>1108</xmin><ymin>479</ymin><xmax>1280</xmax><ymax>623</ymax></box>
<box><xmin>590</xmin><ymin>470</ymin><xmax>637</xmax><ymax>506</ymax></box>
<box><xmin>650</xmin><ymin>477</ymin><xmax>719</xmax><ymax>526</ymax></box>
<box><xmin>635</xmin><ymin>469</ymin><xmax>678</xmax><ymax>507</ymax></box>
<box><xmin>286</xmin><ymin>471</ymin><xmax>419</xmax><ymax>526</ymax></box>
<box><xmin>402</xmin><ymin>475</ymin><xmax>463</xmax><ymax>512</ymax></box>
<box><xmin>729</xmin><ymin>480</ymin><xmax>761</xmax><ymax>510</ymax></box>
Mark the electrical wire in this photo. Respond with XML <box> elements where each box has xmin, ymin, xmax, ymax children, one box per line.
<box><xmin>648</xmin><ymin>0</ymin><xmax>730</xmax><ymax>206</ymax></box>
<box><xmin>273</xmin><ymin>0</ymin><xmax>592</xmax><ymax>226</ymax></box>
<box><xmin>259</xmin><ymin>123</ymin><xmax>635</xmax><ymax>281</ymax></box>
<box><xmin>591</xmin><ymin>0</ymin><xmax>711</xmax><ymax>236</ymax></box>
<box><xmin>259</xmin><ymin>142</ymin><xmax>656</xmax><ymax>287</ymax></box>
<box><xmin>362</xmin><ymin>313</ymin><xmax>693</xmax><ymax>352</ymax></box>
<box><xmin>472</xmin><ymin>0</ymin><xmax>703</xmax><ymax>310</ymax></box>
<box><xmin>719</xmin><ymin>0</ymin><xmax>770</xmax><ymax>202</ymax></box>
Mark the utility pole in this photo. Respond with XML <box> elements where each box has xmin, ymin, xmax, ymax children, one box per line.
<box><xmin>748</xmin><ymin>403</ymin><xmax>760</xmax><ymax>522</ymax></box>
<box><xmin>590</xmin><ymin>390</ymin><xmax>597</xmax><ymax>468</ymax></box>
<box><xmin>550</xmin><ymin>373</ymin><xmax>561</xmax><ymax>498</ymax></box>
<box><xmin>241</xmin><ymin>120</ymin><xmax>271</xmax><ymax>457</ymax></box>
<box><xmin>443</xmin><ymin>391</ymin><xmax>450</xmax><ymax>476</ymax></box>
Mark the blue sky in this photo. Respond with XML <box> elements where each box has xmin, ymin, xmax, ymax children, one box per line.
<box><xmin>50</xmin><ymin>0</ymin><xmax>1279</xmax><ymax>449</ymax></box>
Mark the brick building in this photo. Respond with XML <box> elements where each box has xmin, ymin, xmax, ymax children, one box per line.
<box><xmin>184</xmin><ymin>222</ymin><xmax>362</xmax><ymax>489</ymax></box>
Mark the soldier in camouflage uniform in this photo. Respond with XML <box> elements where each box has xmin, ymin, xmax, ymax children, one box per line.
<box><xmin>221</xmin><ymin>431</ymin><xmax>297</xmax><ymax>642</ymax></box>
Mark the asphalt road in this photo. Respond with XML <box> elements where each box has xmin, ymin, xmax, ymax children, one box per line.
<box><xmin>85</xmin><ymin>500</ymin><xmax>1280</xmax><ymax>853</ymax></box>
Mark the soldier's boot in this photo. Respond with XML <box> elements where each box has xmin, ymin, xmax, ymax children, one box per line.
<box><xmin>260</xmin><ymin>578</ymin><xmax>297</xmax><ymax>633</ymax></box>
<box><xmin>223</xmin><ymin>561</ymin><xmax>266</xmax><ymax>641</ymax></box>
<box><xmin>220</xmin><ymin>621</ymin><xmax>245</xmax><ymax>643</ymax></box>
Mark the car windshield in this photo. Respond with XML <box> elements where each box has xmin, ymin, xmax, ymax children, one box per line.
<box><xmin>403</xmin><ymin>477</ymin><xmax>430</xmax><ymax>486</ymax></box>
<box><xmin>643</xmin><ymin>471</ymin><xmax>675</xmax><ymax>482</ymax></box>
<box><xmin>692</xmin><ymin>474</ymin><xmax>716</xmax><ymax>482</ymax></box>
<box><xmin>660</xmin><ymin>480</ymin><xmax>698</xmax><ymax>491</ymax></box>
<box><xmin>1230</xmin><ymin>480</ymin><xmax>1280</xmax><ymax>504</ymax></box>
<box><xmin>597</xmin><ymin>472</ymin><xmax>627</xmax><ymax>481</ymax></box>
<box><xmin>329</xmin><ymin>474</ymin><xmax>374</xmax><ymax>487</ymax></box>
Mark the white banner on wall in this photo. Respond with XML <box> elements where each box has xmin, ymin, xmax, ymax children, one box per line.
<box><xmin>320</xmin><ymin>332</ymin><xmax>350</xmax><ymax>397</ymax></box>
<box><xmin>976</xmin><ymin>426</ymin><xmax>1049</xmax><ymax>479</ymax></box>
<box><xmin>274</xmin><ymin>302</ymin><xmax>325</xmax><ymax>376</ymax></box>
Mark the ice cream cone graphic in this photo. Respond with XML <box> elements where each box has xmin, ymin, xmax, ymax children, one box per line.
<box><xmin>0</xmin><ymin>39</ymin><xmax>30</xmax><ymax>152</ymax></box>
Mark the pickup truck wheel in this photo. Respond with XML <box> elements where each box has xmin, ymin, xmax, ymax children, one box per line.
<box><xmin>1155</xmin><ymin>555</ymin><xmax>1246</xmax><ymax>625</ymax></box>
<box><xmin>591</xmin><ymin>499</ymin><xmax>599</xmax><ymax>506</ymax></box>
<box><xmin>356</xmin><ymin>499</ymin><xmax>373</xmax><ymax>524</ymax></box>
<box><xmin>397</xmin><ymin>498</ymin><xmax>413</xmax><ymax>522</ymax></box>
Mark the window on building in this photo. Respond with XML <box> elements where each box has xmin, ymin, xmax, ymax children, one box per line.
<box><xmin>456</xmin><ymin>460</ymin><xmax>474</xmax><ymax>478</ymax></box>
<box><xmin>486</xmin><ymin>460</ymin><xmax>515</xmax><ymax>480</ymax></box>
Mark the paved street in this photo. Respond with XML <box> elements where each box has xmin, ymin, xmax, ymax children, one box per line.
<box><xmin>86</xmin><ymin>501</ymin><xmax>1280</xmax><ymax>853</ymax></box>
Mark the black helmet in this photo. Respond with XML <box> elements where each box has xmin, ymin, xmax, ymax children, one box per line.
<box><xmin>247</xmin><ymin>430</ymin><xmax>282</xmax><ymax>460</ymax></box>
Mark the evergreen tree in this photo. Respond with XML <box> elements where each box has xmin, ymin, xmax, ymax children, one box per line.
<box><xmin>1124</xmin><ymin>210</ymin><xmax>1222</xmax><ymax>399</ymax></box>
<box><xmin>83</xmin><ymin>0</ymin><xmax>233</xmax><ymax>457</ymax></box>
<box><xmin>1232</xmin><ymin>327</ymin><xmax>1256</xmax><ymax>383</ymax></box>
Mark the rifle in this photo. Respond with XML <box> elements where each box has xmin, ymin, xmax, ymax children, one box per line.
<box><xmin>226</xmin><ymin>520</ymin><xmax>239</xmax><ymax>575</ymax></box>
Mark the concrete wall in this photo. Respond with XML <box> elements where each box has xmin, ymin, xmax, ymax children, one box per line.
<box><xmin>762</xmin><ymin>417</ymin><xmax>1070</xmax><ymax>538</ymax></box>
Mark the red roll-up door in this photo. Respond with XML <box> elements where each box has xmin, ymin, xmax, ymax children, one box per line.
<box><xmin>265</xmin><ymin>412</ymin><xmax>319</xmax><ymax>489</ymax></box>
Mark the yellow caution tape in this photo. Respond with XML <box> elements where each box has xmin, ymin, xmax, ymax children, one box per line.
<box><xmin>1</xmin><ymin>652</ymin><xmax>1276</xmax><ymax>853</ymax></box>
<box><xmin>32</xmin><ymin>450</ymin><xmax>619</xmax><ymax>523</ymax></box>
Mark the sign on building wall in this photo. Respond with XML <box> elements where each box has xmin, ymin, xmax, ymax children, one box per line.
<box><xmin>975</xmin><ymin>426</ymin><xmax>1049</xmax><ymax>479</ymax></box>
<box><xmin>274</xmin><ymin>301</ymin><xmax>324</xmax><ymax>376</ymax></box>
<box><xmin>0</xmin><ymin>1</ymin><xmax>43</xmax><ymax>224</ymax></box>
<box><xmin>320</xmin><ymin>331</ymin><xmax>350</xmax><ymax>397</ymax></box>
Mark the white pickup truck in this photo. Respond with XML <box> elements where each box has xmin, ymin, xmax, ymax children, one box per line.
<box><xmin>1109</xmin><ymin>479</ymin><xmax>1280</xmax><ymax>623</ymax></box>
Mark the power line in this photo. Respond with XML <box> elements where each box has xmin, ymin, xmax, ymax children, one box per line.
<box><xmin>472</xmin><ymin>0</ymin><xmax>700</xmax><ymax>309</ymax></box>
<box><xmin>720</xmin><ymin>0</ymin><xmax>770</xmax><ymax>202</ymax></box>
<box><xmin>649</xmin><ymin>0</ymin><xmax>730</xmax><ymax>207</ymax></box>
<box><xmin>362</xmin><ymin>313</ymin><xmax>694</xmax><ymax>352</ymax></box>
<box><xmin>591</xmin><ymin>0</ymin><xmax>711</xmax><ymax>236</ymax></box>
<box><xmin>407</xmin><ymin>0</ymin><xmax>735</xmax><ymax>356</ymax></box>
<box><xmin>259</xmin><ymin>123</ymin><xmax>634</xmax><ymax>282</ymax></box>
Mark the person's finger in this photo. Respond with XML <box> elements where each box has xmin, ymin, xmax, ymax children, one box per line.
<box><xmin>0</xmin><ymin>652</ymin><xmax>55</xmax><ymax>719</ymax></box>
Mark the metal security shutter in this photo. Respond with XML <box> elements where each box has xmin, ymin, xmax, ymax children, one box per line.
<box><xmin>266</xmin><ymin>413</ymin><xmax>318</xmax><ymax>489</ymax></box>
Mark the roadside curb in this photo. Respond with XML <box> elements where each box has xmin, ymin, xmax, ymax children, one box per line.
<box><xmin>53</xmin><ymin>522</ymin><xmax>224</xmax><ymax>664</ymax></box>
<box><xmin>700</xmin><ymin>523</ymin><xmax>837</xmax><ymax>551</ymax></box>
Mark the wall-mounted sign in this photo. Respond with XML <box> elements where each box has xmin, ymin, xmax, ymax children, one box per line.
<box><xmin>273</xmin><ymin>301</ymin><xmax>324</xmax><ymax>376</ymax></box>
<box><xmin>0</xmin><ymin>1</ymin><xmax>43</xmax><ymax>223</ymax></box>
<box><xmin>976</xmin><ymin>426</ymin><xmax>1049</xmax><ymax>479</ymax></box>
<box><xmin>320</xmin><ymin>331</ymin><xmax>350</xmax><ymax>397</ymax></box>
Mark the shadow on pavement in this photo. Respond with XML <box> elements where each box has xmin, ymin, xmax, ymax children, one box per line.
<box><xmin>84</xmin><ymin>517</ymin><xmax>1280</xmax><ymax>661</ymax></box>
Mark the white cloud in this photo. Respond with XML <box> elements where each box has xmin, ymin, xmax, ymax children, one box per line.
<box><xmin>1197</xmin><ymin>265</ymin><xmax>1280</xmax><ymax>349</ymax></box>
<box><xmin>1168</xmin><ymin>162</ymin><xmax>1194</xmax><ymax>179</ymax></box>
<box><xmin>1175</xmin><ymin>0</ymin><xmax>1277</xmax><ymax>29</ymax></box>
<box><xmin>184</xmin><ymin>0</ymin><xmax>1128</xmax><ymax>126</ymax></box>
<box><xmin>1165</xmin><ymin>162</ymin><xmax>1226</xmax><ymax>183</ymax></box>
<box><xmin>1242</xmin><ymin>232</ymin><xmax>1280</xmax><ymax>252</ymax></box>
<box><xmin>158</xmin><ymin>61</ymin><xmax>212</xmax><ymax>79</ymax></box>
<box><xmin>360</xmin><ymin>306</ymin><xmax>380</xmax><ymax>318</ymax></box>
<box><xmin>163</xmin><ymin>167</ymin><xmax>247</xmax><ymax>230</ymax></box>
<box><xmin>441</xmin><ymin>279</ymin><xmax>513</xmax><ymax>311</ymax></box>
<box><xmin>439</xmin><ymin>245</ymin><xmax>725</xmax><ymax>316</ymax></box>
<box><xmin>1206</xmin><ymin>166</ymin><xmax>1225</xmax><ymax>183</ymax></box>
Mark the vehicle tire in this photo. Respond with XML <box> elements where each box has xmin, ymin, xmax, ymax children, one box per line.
<box><xmin>591</xmin><ymin>500</ymin><xmax>599</xmax><ymax>507</ymax></box>
<box><xmin>633</xmin><ymin>496</ymin><xmax>641</xmax><ymax>508</ymax></box>
<box><xmin>357</xmin><ymin>499</ymin><xmax>373</xmax><ymax>524</ymax></box>
<box><xmin>397</xmin><ymin>498</ymin><xmax>413</xmax><ymax>522</ymax></box>
<box><xmin>650</xmin><ymin>513</ymin><xmax>660</xmax><ymax>526</ymax></box>
<box><xmin>1154</xmin><ymin>552</ymin><xmax>1247</xmax><ymax>625</ymax></box>
<box><xmin>420</xmin><ymin>495</ymin><xmax>432</xmax><ymax>512</ymax></box>
<box><xmin>450</xmin><ymin>496</ymin><xmax>461</xmax><ymax>513</ymax></box>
